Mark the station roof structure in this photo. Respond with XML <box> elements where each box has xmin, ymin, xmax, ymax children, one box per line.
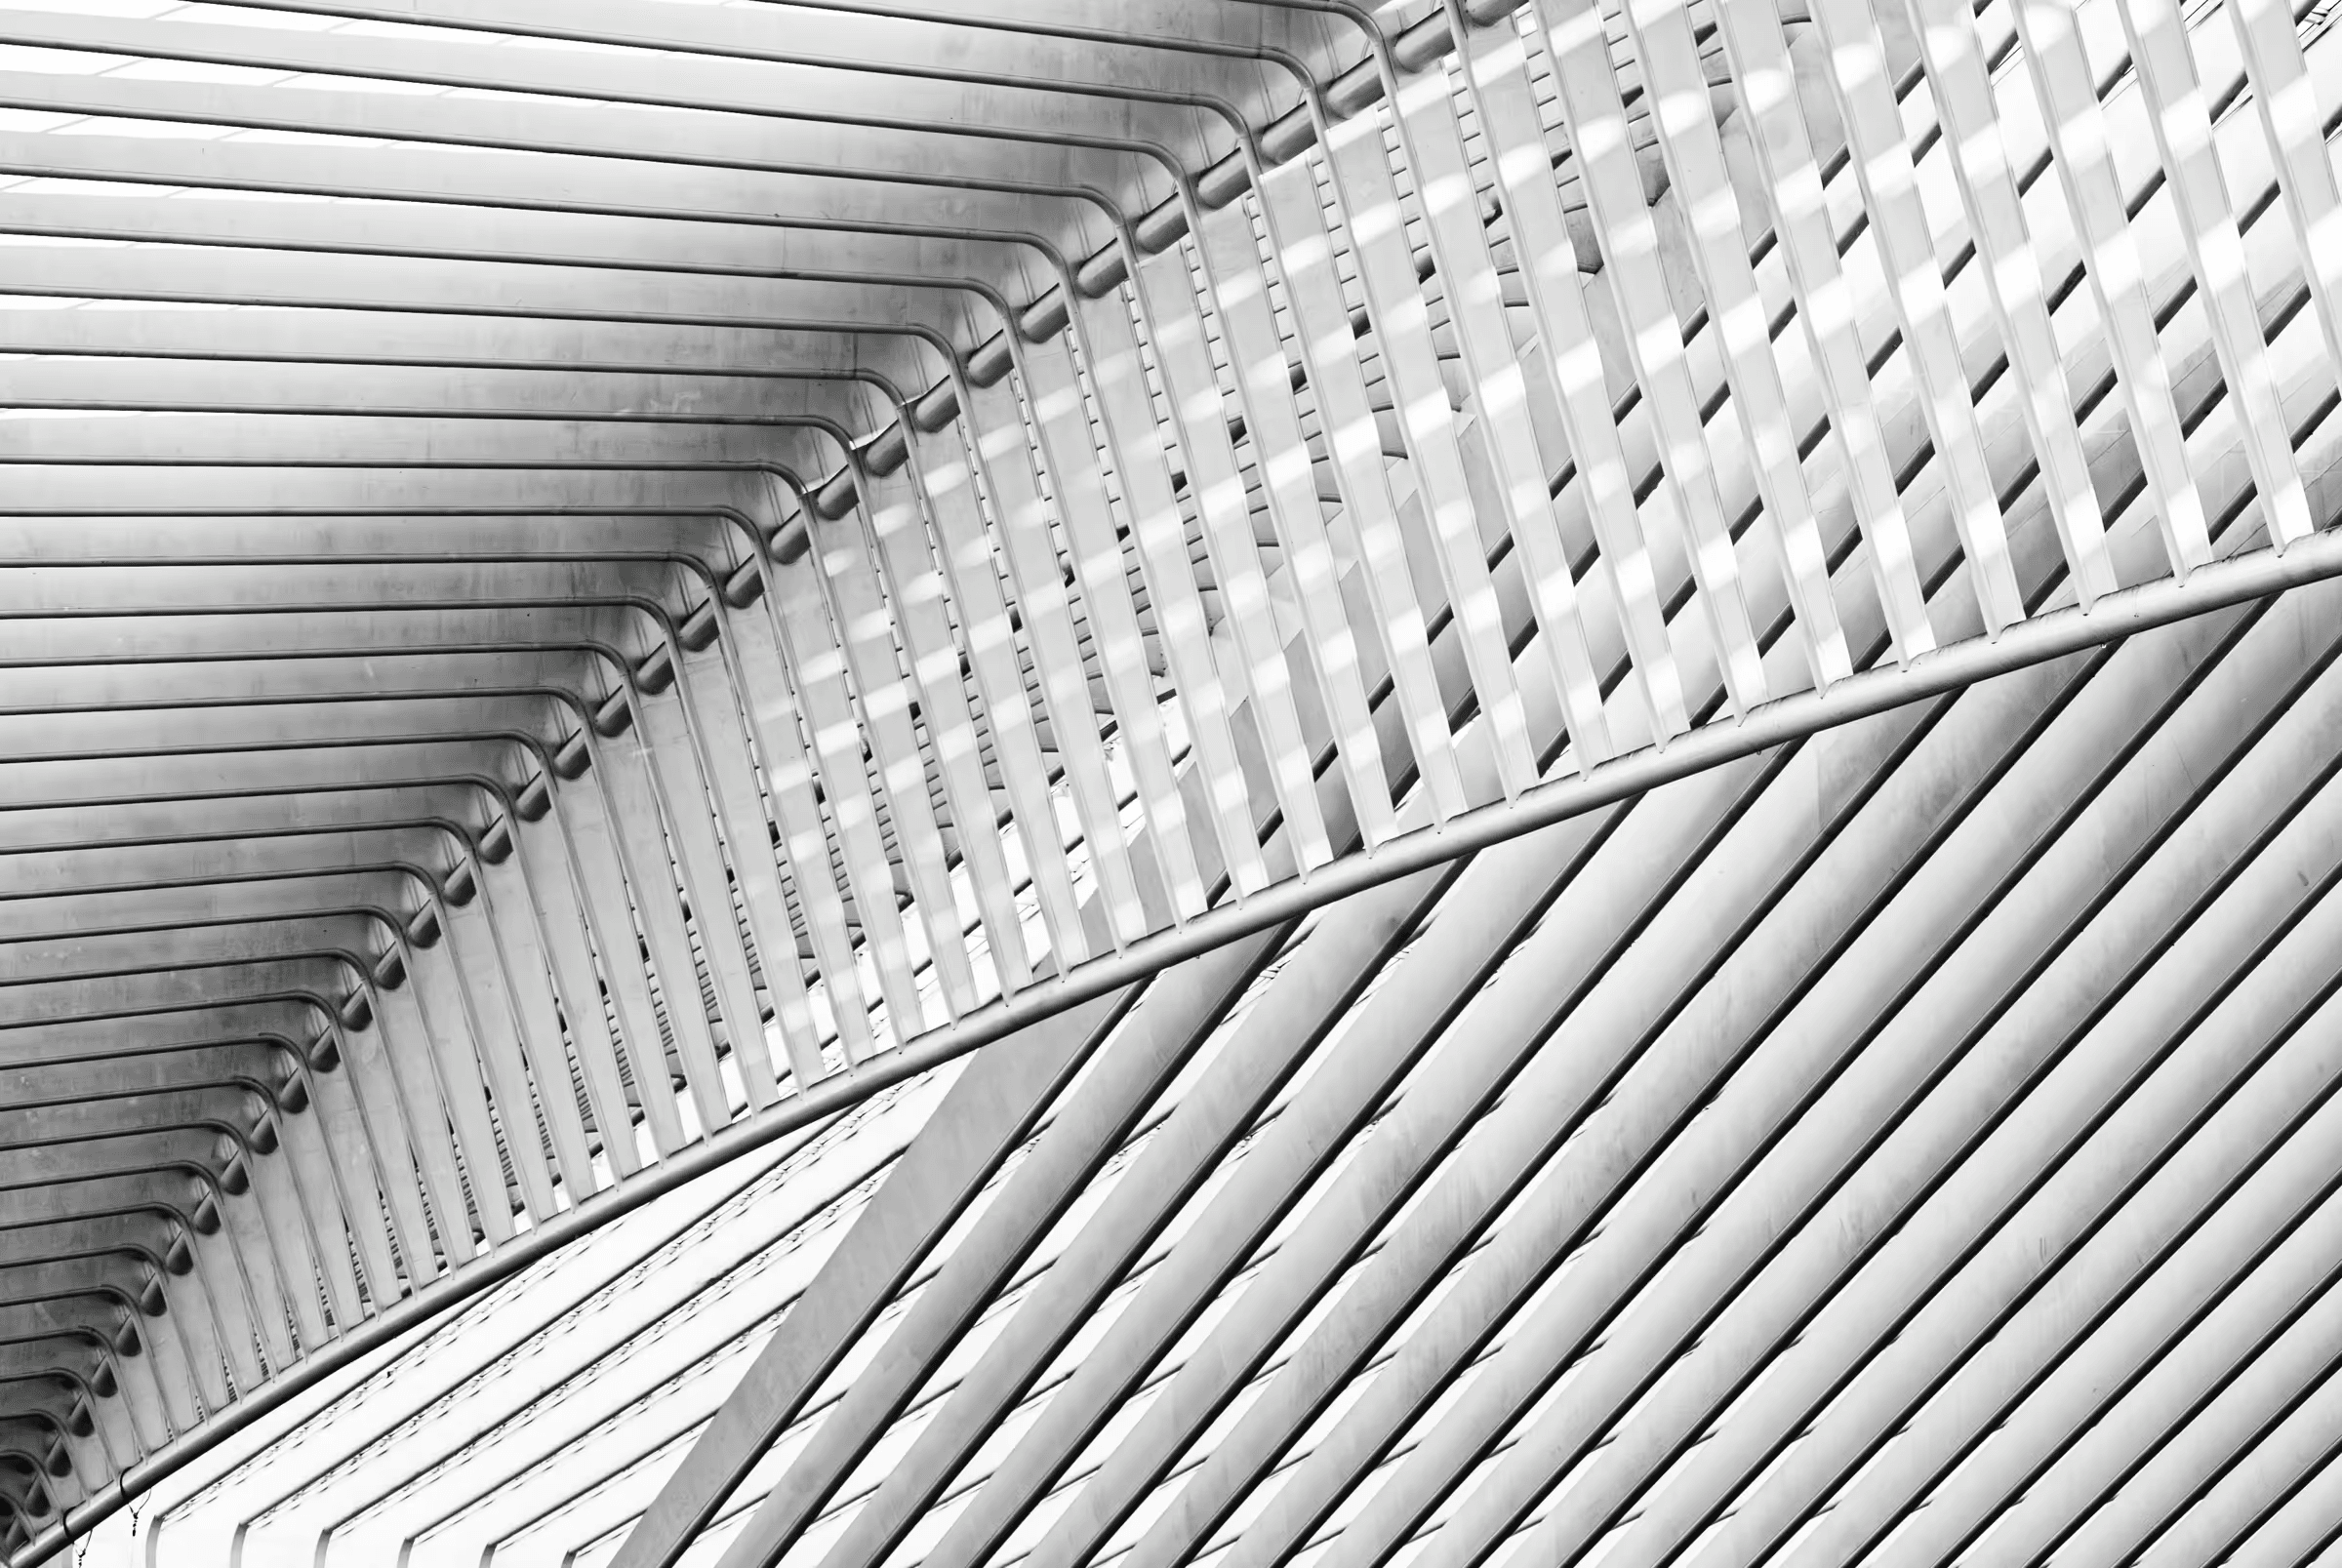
<box><xmin>7</xmin><ymin>0</ymin><xmax>2342</xmax><ymax>1566</ymax></box>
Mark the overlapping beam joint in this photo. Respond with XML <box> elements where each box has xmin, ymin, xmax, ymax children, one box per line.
<box><xmin>7</xmin><ymin>0</ymin><xmax>2342</xmax><ymax>1561</ymax></box>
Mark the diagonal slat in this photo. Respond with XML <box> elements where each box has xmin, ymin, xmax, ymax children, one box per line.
<box><xmin>904</xmin><ymin>410</ymin><xmax>1096</xmax><ymax>970</ymax></box>
<box><xmin>2119</xmin><ymin>0</ymin><xmax>2316</xmax><ymax>551</ymax></box>
<box><xmin>1912</xmin><ymin>0</ymin><xmax>2119</xmax><ymax>606</ymax></box>
<box><xmin>1128</xmin><ymin>239</ymin><xmax>1340</xmax><ymax>868</ymax></box>
<box><xmin>1070</xmin><ymin>285</ymin><xmax>1275</xmax><ymax>899</ymax></box>
<box><xmin>1532</xmin><ymin>0</ymin><xmax>1774</xmax><ymax>713</ymax></box>
<box><xmin>1805</xmin><ymin>0</ymin><xmax>2030</xmax><ymax>634</ymax></box>
<box><xmin>1256</xmin><ymin>144</ymin><xmax>1475</xmax><ymax>814</ymax></box>
<box><xmin>1193</xmin><ymin>195</ymin><xmax>1405</xmax><ymax>842</ymax></box>
<box><xmin>1453</xmin><ymin>2</ymin><xmax>1696</xmax><ymax>738</ymax></box>
<box><xmin>2007</xmin><ymin>0</ymin><xmax>2215</xmax><ymax>581</ymax></box>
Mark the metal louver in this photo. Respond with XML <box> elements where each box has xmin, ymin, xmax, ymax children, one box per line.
<box><xmin>9</xmin><ymin>0</ymin><xmax>2342</xmax><ymax>1564</ymax></box>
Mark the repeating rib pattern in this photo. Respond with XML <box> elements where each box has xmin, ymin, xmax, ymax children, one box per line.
<box><xmin>7</xmin><ymin>2</ymin><xmax>2342</xmax><ymax>1564</ymax></box>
